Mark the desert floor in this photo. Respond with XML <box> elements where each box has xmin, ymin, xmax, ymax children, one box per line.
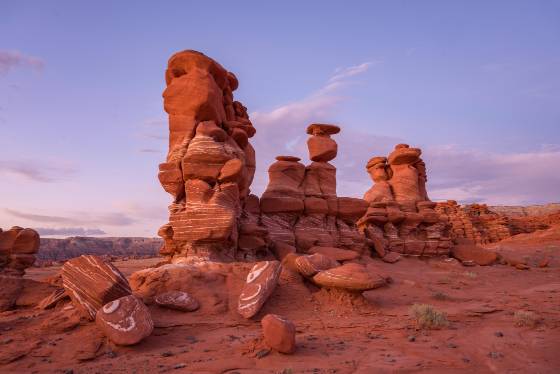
<box><xmin>1</xmin><ymin>230</ymin><xmax>559</xmax><ymax>374</ymax></box>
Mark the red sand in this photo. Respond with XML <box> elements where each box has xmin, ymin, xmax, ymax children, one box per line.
<box><xmin>1</xmin><ymin>229</ymin><xmax>559</xmax><ymax>373</ymax></box>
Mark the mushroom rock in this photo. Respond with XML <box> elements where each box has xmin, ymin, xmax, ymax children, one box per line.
<box><xmin>154</xmin><ymin>290</ymin><xmax>200</xmax><ymax>312</ymax></box>
<box><xmin>358</xmin><ymin>145</ymin><xmax>452</xmax><ymax>257</ymax></box>
<box><xmin>157</xmin><ymin>50</ymin><xmax>268</xmax><ymax>263</ymax></box>
<box><xmin>261</xmin><ymin>314</ymin><xmax>296</xmax><ymax>354</ymax></box>
<box><xmin>312</xmin><ymin>263</ymin><xmax>387</xmax><ymax>291</ymax></box>
<box><xmin>95</xmin><ymin>295</ymin><xmax>154</xmax><ymax>346</ymax></box>
<box><xmin>0</xmin><ymin>226</ymin><xmax>40</xmax><ymax>277</ymax></box>
<box><xmin>294</xmin><ymin>253</ymin><xmax>340</xmax><ymax>277</ymax></box>
<box><xmin>61</xmin><ymin>255</ymin><xmax>132</xmax><ymax>320</ymax></box>
<box><xmin>238</xmin><ymin>260</ymin><xmax>282</xmax><ymax>319</ymax></box>
<box><xmin>260</xmin><ymin>124</ymin><xmax>367</xmax><ymax>256</ymax></box>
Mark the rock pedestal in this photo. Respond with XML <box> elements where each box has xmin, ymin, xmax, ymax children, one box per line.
<box><xmin>157</xmin><ymin>50</ymin><xmax>270</xmax><ymax>263</ymax></box>
<box><xmin>357</xmin><ymin>144</ymin><xmax>452</xmax><ymax>256</ymax></box>
<box><xmin>260</xmin><ymin>124</ymin><xmax>367</xmax><ymax>255</ymax></box>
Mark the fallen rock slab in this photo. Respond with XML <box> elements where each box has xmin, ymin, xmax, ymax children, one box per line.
<box><xmin>451</xmin><ymin>245</ymin><xmax>498</xmax><ymax>266</ymax></box>
<box><xmin>313</xmin><ymin>263</ymin><xmax>387</xmax><ymax>291</ymax></box>
<box><xmin>61</xmin><ymin>255</ymin><xmax>132</xmax><ymax>320</ymax></box>
<box><xmin>238</xmin><ymin>261</ymin><xmax>281</xmax><ymax>319</ymax></box>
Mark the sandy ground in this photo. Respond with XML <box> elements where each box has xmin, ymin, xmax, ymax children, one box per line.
<box><xmin>1</xmin><ymin>231</ymin><xmax>559</xmax><ymax>373</ymax></box>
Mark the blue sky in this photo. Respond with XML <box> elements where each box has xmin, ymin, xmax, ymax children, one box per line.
<box><xmin>1</xmin><ymin>1</ymin><xmax>559</xmax><ymax>237</ymax></box>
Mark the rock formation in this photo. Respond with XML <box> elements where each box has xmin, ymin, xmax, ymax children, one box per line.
<box><xmin>259</xmin><ymin>124</ymin><xmax>368</xmax><ymax>255</ymax></box>
<box><xmin>357</xmin><ymin>145</ymin><xmax>452</xmax><ymax>257</ymax></box>
<box><xmin>435</xmin><ymin>201</ymin><xmax>511</xmax><ymax>244</ymax></box>
<box><xmin>0</xmin><ymin>226</ymin><xmax>39</xmax><ymax>276</ymax></box>
<box><xmin>261</xmin><ymin>314</ymin><xmax>296</xmax><ymax>354</ymax></box>
<box><xmin>0</xmin><ymin>227</ymin><xmax>40</xmax><ymax>312</ymax></box>
<box><xmin>157</xmin><ymin>50</ymin><xmax>266</xmax><ymax>263</ymax></box>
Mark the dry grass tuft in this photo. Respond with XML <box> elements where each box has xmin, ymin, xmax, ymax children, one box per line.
<box><xmin>514</xmin><ymin>310</ymin><xmax>540</xmax><ymax>328</ymax></box>
<box><xmin>410</xmin><ymin>304</ymin><xmax>449</xmax><ymax>329</ymax></box>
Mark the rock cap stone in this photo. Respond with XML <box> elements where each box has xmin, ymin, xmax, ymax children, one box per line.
<box><xmin>306</xmin><ymin>123</ymin><xmax>340</xmax><ymax>136</ymax></box>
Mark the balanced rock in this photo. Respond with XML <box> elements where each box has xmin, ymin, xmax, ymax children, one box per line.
<box><xmin>238</xmin><ymin>261</ymin><xmax>281</xmax><ymax>319</ymax></box>
<box><xmin>95</xmin><ymin>295</ymin><xmax>153</xmax><ymax>346</ymax></box>
<box><xmin>313</xmin><ymin>263</ymin><xmax>386</xmax><ymax>291</ymax></box>
<box><xmin>294</xmin><ymin>253</ymin><xmax>340</xmax><ymax>277</ymax></box>
<box><xmin>62</xmin><ymin>255</ymin><xmax>132</xmax><ymax>320</ymax></box>
<box><xmin>261</xmin><ymin>314</ymin><xmax>296</xmax><ymax>354</ymax></box>
<box><xmin>155</xmin><ymin>290</ymin><xmax>199</xmax><ymax>312</ymax></box>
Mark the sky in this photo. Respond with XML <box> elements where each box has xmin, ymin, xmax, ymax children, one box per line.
<box><xmin>1</xmin><ymin>1</ymin><xmax>559</xmax><ymax>237</ymax></box>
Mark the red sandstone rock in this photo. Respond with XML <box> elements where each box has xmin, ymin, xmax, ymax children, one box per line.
<box><xmin>307</xmin><ymin>135</ymin><xmax>337</xmax><ymax>162</ymax></box>
<box><xmin>294</xmin><ymin>253</ymin><xmax>340</xmax><ymax>277</ymax></box>
<box><xmin>238</xmin><ymin>261</ymin><xmax>282</xmax><ymax>319</ymax></box>
<box><xmin>313</xmin><ymin>263</ymin><xmax>386</xmax><ymax>291</ymax></box>
<box><xmin>306</xmin><ymin>123</ymin><xmax>340</xmax><ymax>136</ymax></box>
<box><xmin>95</xmin><ymin>295</ymin><xmax>153</xmax><ymax>346</ymax></box>
<box><xmin>0</xmin><ymin>275</ymin><xmax>23</xmax><ymax>312</ymax></box>
<box><xmin>308</xmin><ymin>246</ymin><xmax>359</xmax><ymax>261</ymax></box>
<box><xmin>382</xmin><ymin>251</ymin><xmax>401</xmax><ymax>263</ymax></box>
<box><xmin>261</xmin><ymin>314</ymin><xmax>296</xmax><ymax>354</ymax></box>
<box><xmin>155</xmin><ymin>290</ymin><xmax>199</xmax><ymax>312</ymax></box>
<box><xmin>61</xmin><ymin>255</ymin><xmax>132</xmax><ymax>320</ymax></box>
<box><xmin>0</xmin><ymin>227</ymin><xmax>39</xmax><ymax>276</ymax></box>
<box><xmin>451</xmin><ymin>245</ymin><xmax>498</xmax><ymax>266</ymax></box>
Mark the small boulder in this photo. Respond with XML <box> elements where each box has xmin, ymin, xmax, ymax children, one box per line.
<box><xmin>313</xmin><ymin>263</ymin><xmax>386</xmax><ymax>291</ymax></box>
<box><xmin>155</xmin><ymin>291</ymin><xmax>199</xmax><ymax>312</ymax></box>
<box><xmin>382</xmin><ymin>251</ymin><xmax>401</xmax><ymax>264</ymax></box>
<box><xmin>95</xmin><ymin>295</ymin><xmax>153</xmax><ymax>346</ymax></box>
<box><xmin>238</xmin><ymin>261</ymin><xmax>282</xmax><ymax>319</ymax></box>
<box><xmin>261</xmin><ymin>314</ymin><xmax>296</xmax><ymax>354</ymax></box>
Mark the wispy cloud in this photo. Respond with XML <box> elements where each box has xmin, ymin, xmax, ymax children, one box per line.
<box><xmin>0</xmin><ymin>50</ymin><xmax>44</xmax><ymax>75</ymax></box>
<box><xmin>249</xmin><ymin>60</ymin><xmax>378</xmax><ymax>195</ymax></box>
<box><xmin>139</xmin><ymin>148</ymin><xmax>161</xmax><ymax>153</ymax></box>
<box><xmin>0</xmin><ymin>160</ymin><xmax>77</xmax><ymax>182</ymax></box>
<box><xmin>36</xmin><ymin>227</ymin><xmax>107</xmax><ymax>236</ymax></box>
<box><xmin>5</xmin><ymin>208</ymin><xmax>136</xmax><ymax>226</ymax></box>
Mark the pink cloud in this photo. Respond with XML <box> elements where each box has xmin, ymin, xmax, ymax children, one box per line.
<box><xmin>0</xmin><ymin>50</ymin><xmax>44</xmax><ymax>75</ymax></box>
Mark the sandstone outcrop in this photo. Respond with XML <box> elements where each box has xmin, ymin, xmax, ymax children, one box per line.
<box><xmin>95</xmin><ymin>295</ymin><xmax>154</xmax><ymax>346</ymax></box>
<box><xmin>61</xmin><ymin>255</ymin><xmax>132</xmax><ymax>320</ymax></box>
<box><xmin>157</xmin><ymin>50</ymin><xmax>269</xmax><ymax>263</ymax></box>
<box><xmin>260</xmin><ymin>124</ymin><xmax>367</xmax><ymax>255</ymax></box>
<box><xmin>261</xmin><ymin>314</ymin><xmax>296</xmax><ymax>354</ymax></box>
<box><xmin>357</xmin><ymin>145</ymin><xmax>451</xmax><ymax>257</ymax></box>
<box><xmin>0</xmin><ymin>226</ymin><xmax>39</xmax><ymax>276</ymax></box>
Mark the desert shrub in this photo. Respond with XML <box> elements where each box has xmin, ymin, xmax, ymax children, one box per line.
<box><xmin>514</xmin><ymin>310</ymin><xmax>540</xmax><ymax>327</ymax></box>
<box><xmin>463</xmin><ymin>271</ymin><xmax>478</xmax><ymax>278</ymax></box>
<box><xmin>410</xmin><ymin>304</ymin><xmax>449</xmax><ymax>329</ymax></box>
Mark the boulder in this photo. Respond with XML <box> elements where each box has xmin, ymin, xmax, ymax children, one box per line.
<box><xmin>155</xmin><ymin>290</ymin><xmax>199</xmax><ymax>312</ymax></box>
<box><xmin>95</xmin><ymin>295</ymin><xmax>153</xmax><ymax>346</ymax></box>
<box><xmin>61</xmin><ymin>255</ymin><xmax>132</xmax><ymax>320</ymax></box>
<box><xmin>451</xmin><ymin>245</ymin><xmax>498</xmax><ymax>266</ymax></box>
<box><xmin>261</xmin><ymin>314</ymin><xmax>296</xmax><ymax>354</ymax></box>
<box><xmin>313</xmin><ymin>263</ymin><xmax>386</xmax><ymax>291</ymax></box>
<box><xmin>238</xmin><ymin>261</ymin><xmax>281</xmax><ymax>319</ymax></box>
